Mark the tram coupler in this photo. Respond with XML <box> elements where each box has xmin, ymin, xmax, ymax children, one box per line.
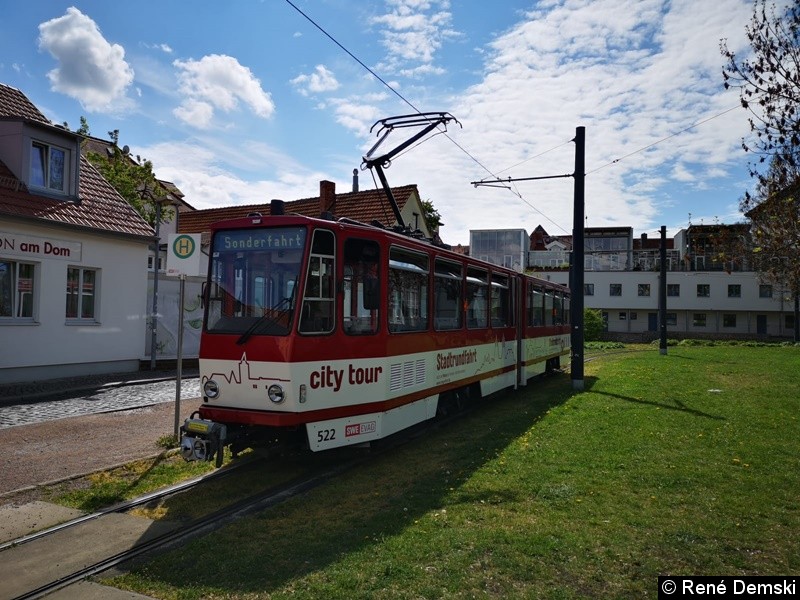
<box><xmin>180</xmin><ymin>414</ymin><xmax>227</xmax><ymax>468</ymax></box>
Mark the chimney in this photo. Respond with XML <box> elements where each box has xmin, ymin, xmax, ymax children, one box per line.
<box><xmin>270</xmin><ymin>199</ymin><xmax>285</xmax><ymax>216</ymax></box>
<box><xmin>641</xmin><ymin>232</ymin><xmax>647</xmax><ymax>245</ymax></box>
<box><xmin>352</xmin><ymin>168</ymin><xmax>359</xmax><ymax>192</ymax></box>
<box><xmin>320</xmin><ymin>180</ymin><xmax>336</xmax><ymax>214</ymax></box>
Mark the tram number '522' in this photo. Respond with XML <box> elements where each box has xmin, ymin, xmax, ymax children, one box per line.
<box><xmin>317</xmin><ymin>429</ymin><xmax>336</xmax><ymax>443</ymax></box>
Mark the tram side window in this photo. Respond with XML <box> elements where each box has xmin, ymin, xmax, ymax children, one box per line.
<box><xmin>388</xmin><ymin>247</ymin><xmax>428</xmax><ymax>333</ymax></box>
<box><xmin>544</xmin><ymin>290</ymin><xmax>555</xmax><ymax>326</ymax></box>
<box><xmin>528</xmin><ymin>283</ymin><xmax>545</xmax><ymax>327</ymax></box>
<box><xmin>491</xmin><ymin>273</ymin><xmax>511</xmax><ymax>327</ymax></box>
<box><xmin>466</xmin><ymin>267</ymin><xmax>488</xmax><ymax>329</ymax></box>
<box><xmin>343</xmin><ymin>238</ymin><xmax>380</xmax><ymax>335</ymax></box>
<box><xmin>563</xmin><ymin>292</ymin><xmax>570</xmax><ymax>325</ymax></box>
<box><xmin>553</xmin><ymin>292</ymin><xmax>565</xmax><ymax>325</ymax></box>
<box><xmin>299</xmin><ymin>230</ymin><xmax>335</xmax><ymax>334</ymax></box>
<box><xmin>434</xmin><ymin>258</ymin><xmax>462</xmax><ymax>330</ymax></box>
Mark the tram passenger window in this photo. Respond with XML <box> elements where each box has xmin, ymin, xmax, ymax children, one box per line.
<box><xmin>563</xmin><ymin>292</ymin><xmax>570</xmax><ymax>325</ymax></box>
<box><xmin>388</xmin><ymin>247</ymin><xmax>428</xmax><ymax>333</ymax></box>
<box><xmin>434</xmin><ymin>258</ymin><xmax>462</xmax><ymax>330</ymax></box>
<box><xmin>491</xmin><ymin>273</ymin><xmax>511</xmax><ymax>327</ymax></box>
<box><xmin>553</xmin><ymin>292</ymin><xmax>564</xmax><ymax>324</ymax></box>
<box><xmin>528</xmin><ymin>284</ymin><xmax>544</xmax><ymax>326</ymax></box>
<box><xmin>343</xmin><ymin>238</ymin><xmax>379</xmax><ymax>335</ymax></box>
<box><xmin>466</xmin><ymin>267</ymin><xmax>488</xmax><ymax>329</ymax></box>
<box><xmin>300</xmin><ymin>230</ymin><xmax>335</xmax><ymax>334</ymax></box>
<box><xmin>544</xmin><ymin>290</ymin><xmax>555</xmax><ymax>326</ymax></box>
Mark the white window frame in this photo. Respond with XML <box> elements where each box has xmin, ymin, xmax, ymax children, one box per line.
<box><xmin>66</xmin><ymin>266</ymin><xmax>99</xmax><ymax>322</ymax></box>
<box><xmin>29</xmin><ymin>139</ymin><xmax>71</xmax><ymax>195</ymax></box>
<box><xmin>0</xmin><ymin>259</ymin><xmax>38</xmax><ymax>321</ymax></box>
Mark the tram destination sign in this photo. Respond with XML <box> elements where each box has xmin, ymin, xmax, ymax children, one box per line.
<box><xmin>215</xmin><ymin>228</ymin><xmax>305</xmax><ymax>253</ymax></box>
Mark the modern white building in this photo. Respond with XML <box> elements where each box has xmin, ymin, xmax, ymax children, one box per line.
<box><xmin>0</xmin><ymin>83</ymin><xmax>155</xmax><ymax>383</ymax></box>
<box><xmin>524</xmin><ymin>224</ymin><xmax>795</xmax><ymax>340</ymax></box>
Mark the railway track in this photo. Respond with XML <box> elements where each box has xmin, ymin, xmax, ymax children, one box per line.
<box><xmin>2</xmin><ymin>450</ymin><xmax>368</xmax><ymax>600</ymax></box>
<box><xmin>2</xmin><ymin>402</ymin><xmax>474</xmax><ymax>600</ymax></box>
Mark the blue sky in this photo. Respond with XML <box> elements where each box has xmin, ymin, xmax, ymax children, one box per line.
<box><xmin>0</xmin><ymin>0</ymin><xmax>764</xmax><ymax>245</ymax></box>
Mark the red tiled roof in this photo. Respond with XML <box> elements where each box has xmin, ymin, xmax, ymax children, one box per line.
<box><xmin>0</xmin><ymin>83</ymin><xmax>49</xmax><ymax>123</ymax></box>
<box><xmin>178</xmin><ymin>184</ymin><xmax>420</xmax><ymax>234</ymax></box>
<box><xmin>0</xmin><ymin>84</ymin><xmax>154</xmax><ymax>239</ymax></box>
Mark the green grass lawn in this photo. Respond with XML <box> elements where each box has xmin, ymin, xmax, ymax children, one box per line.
<box><xmin>108</xmin><ymin>345</ymin><xmax>800</xmax><ymax>599</ymax></box>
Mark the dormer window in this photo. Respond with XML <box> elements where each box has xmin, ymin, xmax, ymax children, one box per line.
<box><xmin>30</xmin><ymin>141</ymin><xmax>68</xmax><ymax>193</ymax></box>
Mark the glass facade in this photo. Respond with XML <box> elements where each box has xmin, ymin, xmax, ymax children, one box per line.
<box><xmin>470</xmin><ymin>229</ymin><xmax>527</xmax><ymax>272</ymax></box>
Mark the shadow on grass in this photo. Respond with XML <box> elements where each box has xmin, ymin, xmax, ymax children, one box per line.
<box><xmin>583</xmin><ymin>377</ymin><xmax>726</xmax><ymax>421</ymax></box>
<box><xmin>69</xmin><ymin>451</ymin><xmax>172</xmax><ymax>512</ymax></box>
<box><xmin>117</xmin><ymin>374</ymin><xmax>577</xmax><ymax>596</ymax></box>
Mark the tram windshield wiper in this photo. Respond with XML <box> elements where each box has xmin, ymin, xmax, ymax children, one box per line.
<box><xmin>236</xmin><ymin>297</ymin><xmax>293</xmax><ymax>345</ymax></box>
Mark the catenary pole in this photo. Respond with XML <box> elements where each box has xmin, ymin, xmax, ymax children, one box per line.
<box><xmin>659</xmin><ymin>225</ymin><xmax>667</xmax><ymax>355</ymax></box>
<box><xmin>471</xmin><ymin>126</ymin><xmax>585</xmax><ymax>389</ymax></box>
<box><xmin>570</xmin><ymin>127</ymin><xmax>585</xmax><ymax>390</ymax></box>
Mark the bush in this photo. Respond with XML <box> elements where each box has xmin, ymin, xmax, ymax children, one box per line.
<box><xmin>583</xmin><ymin>308</ymin><xmax>605</xmax><ymax>341</ymax></box>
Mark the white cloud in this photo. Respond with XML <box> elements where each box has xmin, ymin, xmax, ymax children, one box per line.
<box><xmin>172</xmin><ymin>99</ymin><xmax>215</xmax><ymax>129</ymax></box>
<box><xmin>291</xmin><ymin>65</ymin><xmax>340</xmax><ymax>96</ymax></box>
<box><xmin>172</xmin><ymin>54</ymin><xmax>275</xmax><ymax>128</ymax></box>
<box><xmin>358</xmin><ymin>0</ymin><xmax>754</xmax><ymax>244</ymax></box>
<box><xmin>371</xmin><ymin>0</ymin><xmax>460</xmax><ymax>77</ymax></box>
<box><xmin>37</xmin><ymin>7</ymin><xmax>134</xmax><ymax>112</ymax></box>
<box><xmin>136</xmin><ymin>140</ymin><xmax>327</xmax><ymax>209</ymax></box>
<box><xmin>143</xmin><ymin>42</ymin><xmax>173</xmax><ymax>54</ymax></box>
<box><xmin>329</xmin><ymin>98</ymin><xmax>385</xmax><ymax>134</ymax></box>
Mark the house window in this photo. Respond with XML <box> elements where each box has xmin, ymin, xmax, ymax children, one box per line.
<box><xmin>610</xmin><ymin>283</ymin><xmax>622</xmax><ymax>296</ymax></box>
<box><xmin>66</xmin><ymin>267</ymin><xmax>98</xmax><ymax>320</ymax></box>
<box><xmin>728</xmin><ymin>284</ymin><xmax>741</xmax><ymax>298</ymax></box>
<box><xmin>666</xmin><ymin>312</ymin><xmax>677</xmax><ymax>326</ymax></box>
<box><xmin>723</xmin><ymin>314</ymin><xmax>737</xmax><ymax>328</ymax></box>
<box><xmin>693</xmin><ymin>313</ymin><xmax>707</xmax><ymax>327</ymax></box>
<box><xmin>667</xmin><ymin>284</ymin><xmax>680</xmax><ymax>297</ymax></box>
<box><xmin>759</xmin><ymin>284</ymin><xmax>773</xmax><ymax>298</ymax></box>
<box><xmin>584</xmin><ymin>283</ymin><xmax>594</xmax><ymax>296</ymax></box>
<box><xmin>619</xmin><ymin>312</ymin><xmax>627</xmax><ymax>321</ymax></box>
<box><xmin>697</xmin><ymin>284</ymin><xmax>710</xmax><ymax>298</ymax></box>
<box><xmin>637</xmin><ymin>283</ymin><xmax>650</xmax><ymax>297</ymax></box>
<box><xmin>0</xmin><ymin>260</ymin><xmax>36</xmax><ymax>319</ymax></box>
<box><xmin>630</xmin><ymin>312</ymin><xmax>637</xmax><ymax>320</ymax></box>
<box><xmin>30</xmin><ymin>141</ymin><xmax>68</xmax><ymax>193</ymax></box>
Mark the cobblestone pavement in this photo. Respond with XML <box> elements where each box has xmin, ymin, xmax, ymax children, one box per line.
<box><xmin>0</xmin><ymin>375</ymin><xmax>200</xmax><ymax>429</ymax></box>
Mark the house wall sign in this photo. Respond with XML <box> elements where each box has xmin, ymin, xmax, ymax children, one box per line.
<box><xmin>0</xmin><ymin>231</ymin><xmax>82</xmax><ymax>261</ymax></box>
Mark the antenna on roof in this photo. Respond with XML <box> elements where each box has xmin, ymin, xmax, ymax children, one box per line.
<box><xmin>361</xmin><ymin>112</ymin><xmax>460</xmax><ymax>231</ymax></box>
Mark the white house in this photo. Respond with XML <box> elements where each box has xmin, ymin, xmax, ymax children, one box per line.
<box><xmin>0</xmin><ymin>83</ymin><xmax>155</xmax><ymax>383</ymax></box>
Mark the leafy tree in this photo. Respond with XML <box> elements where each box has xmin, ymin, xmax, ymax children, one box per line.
<box><xmin>419</xmin><ymin>198</ymin><xmax>442</xmax><ymax>234</ymax></box>
<box><xmin>76</xmin><ymin>116</ymin><xmax>90</xmax><ymax>137</ymax></box>
<box><xmin>721</xmin><ymin>0</ymin><xmax>800</xmax><ymax>191</ymax></box>
<box><xmin>745</xmin><ymin>163</ymin><xmax>800</xmax><ymax>340</ymax></box>
<box><xmin>722</xmin><ymin>1</ymin><xmax>800</xmax><ymax>340</ymax></box>
<box><xmin>82</xmin><ymin>124</ymin><xmax>171</xmax><ymax>227</ymax></box>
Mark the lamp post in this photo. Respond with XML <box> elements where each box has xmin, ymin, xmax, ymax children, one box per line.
<box><xmin>149</xmin><ymin>194</ymin><xmax>169</xmax><ymax>370</ymax></box>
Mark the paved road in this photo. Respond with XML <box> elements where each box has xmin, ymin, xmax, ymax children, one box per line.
<box><xmin>0</xmin><ymin>377</ymin><xmax>200</xmax><ymax>429</ymax></box>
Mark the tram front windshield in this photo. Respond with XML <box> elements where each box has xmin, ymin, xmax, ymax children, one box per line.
<box><xmin>206</xmin><ymin>227</ymin><xmax>307</xmax><ymax>335</ymax></box>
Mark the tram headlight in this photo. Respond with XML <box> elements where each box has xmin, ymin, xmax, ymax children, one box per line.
<box><xmin>268</xmin><ymin>384</ymin><xmax>285</xmax><ymax>404</ymax></box>
<box><xmin>203</xmin><ymin>379</ymin><xmax>220</xmax><ymax>399</ymax></box>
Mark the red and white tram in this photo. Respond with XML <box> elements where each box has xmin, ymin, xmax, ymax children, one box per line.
<box><xmin>180</xmin><ymin>206</ymin><xmax>571</xmax><ymax>466</ymax></box>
